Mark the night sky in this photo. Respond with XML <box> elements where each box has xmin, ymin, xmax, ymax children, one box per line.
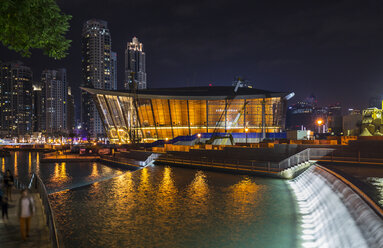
<box><xmin>1</xmin><ymin>0</ymin><xmax>383</xmax><ymax>111</ymax></box>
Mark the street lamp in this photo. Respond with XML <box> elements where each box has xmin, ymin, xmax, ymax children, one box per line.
<box><xmin>316</xmin><ymin>119</ymin><xmax>324</xmax><ymax>134</ymax></box>
<box><xmin>245</xmin><ymin>128</ymin><xmax>249</xmax><ymax>144</ymax></box>
<box><xmin>197</xmin><ymin>133</ymin><xmax>201</xmax><ymax>143</ymax></box>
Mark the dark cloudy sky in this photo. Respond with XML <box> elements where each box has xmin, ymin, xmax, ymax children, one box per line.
<box><xmin>1</xmin><ymin>0</ymin><xmax>383</xmax><ymax>111</ymax></box>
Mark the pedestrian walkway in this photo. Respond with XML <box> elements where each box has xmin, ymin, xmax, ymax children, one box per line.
<box><xmin>0</xmin><ymin>188</ymin><xmax>51</xmax><ymax>248</ymax></box>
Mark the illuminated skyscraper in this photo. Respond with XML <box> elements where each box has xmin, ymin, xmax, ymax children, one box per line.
<box><xmin>67</xmin><ymin>86</ymin><xmax>75</xmax><ymax>133</ymax></box>
<box><xmin>111</xmin><ymin>51</ymin><xmax>117</xmax><ymax>90</ymax></box>
<box><xmin>125</xmin><ymin>37</ymin><xmax>146</xmax><ymax>90</ymax></box>
<box><xmin>0</xmin><ymin>61</ymin><xmax>33</xmax><ymax>137</ymax></box>
<box><xmin>81</xmin><ymin>19</ymin><xmax>114</xmax><ymax>138</ymax></box>
<box><xmin>32</xmin><ymin>82</ymin><xmax>43</xmax><ymax>132</ymax></box>
<box><xmin>41</xmin><ymin>69</ymin><xmax>68</xmax><ymax>134</ymax></box>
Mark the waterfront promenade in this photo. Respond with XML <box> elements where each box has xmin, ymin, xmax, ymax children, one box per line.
<box><xmin>0</xmin><ymin>188</ymin><xmax>50</xmax><ymax>248</ymax></box>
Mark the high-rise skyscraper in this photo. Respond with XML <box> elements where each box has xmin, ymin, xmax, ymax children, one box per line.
<box><xmin>124</xmin><ymin>37</ymin><xmax>146</xmax><ymax>90</ymax></box>
<box><xmin>0</xmin><ymin>61</ymin><xmax>33</xmax><ymax>137</ymax></box>
<box><xmin>32</xmin><ymin>82</ymin><xmax>43</xmax><ymax>132</ymax></box>
<box><xmin>111</xmin><ymin>51</ymin><xmax>117</xmax><ymax>90</ymax></box>
<box><xmin>67</xmin><ymin>86</ymin><xmax>75</xmax><ymax>134</ymax></box>
<box><xmin>41</xmin><ymin>69</ymin><xmax>68</xmax><ymax>134</ymax></box>
<box><xmin>81</xmin><ymin>19</ymin><xmax>114</xmax><ymax>138</ymax></box>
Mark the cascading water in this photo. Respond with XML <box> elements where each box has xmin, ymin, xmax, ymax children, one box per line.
<box><xmin>289</xmin><ymin>166</ymin><xmax>383</xmax><ymax>248</ymax></box>
<box><xmin>368</xmin><ymin>177</ymin><xmax>383</xmax><ymax>207</ymax></box>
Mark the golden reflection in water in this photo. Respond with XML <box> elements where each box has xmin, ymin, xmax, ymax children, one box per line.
<box><xmin>156</xmin><ymin>167</ymin><xmax>178</xmax><ymax>214</ymax></box>
<box><xmin>89</xmin><ymin>181</ymin><xmax>100</xmax><ymax>196</ymax></box>
<box><xmin>115</xmin><ymin>171</ymin><xmax>134</xmax><ymax>194</ymax></box>
<box><xmin>49</xmin><ymin>189</ymin><xmax>72</xmax><ymax>221</ymax></box>
<box><xmin>1</xmin><ymin>157</ymin><xmax>4</xmax><ymax>172</ymax></box>
<box><xmin>154</xmin><ymin>166</ymin><xmax>178</xmax><ymax>239</ymax></box>
<box><xmin>36</xmin><ymin>153</ymin><xmax>40</xmax><ymax>173</ymax></box>
<box><xmin>228</xmin><ymin>177</ymin><xmax>262</xmax><ymax>222</ymax></box>
<box><xmin>111</xmin><ymin>172</ymin><xmax>135</xmax><ymax>216</ymax></box>
<box><xmin>28</xmin><ymin>152</ymin><xmax>32</xmax><ymax>174</ymax></box>
<box><xmin>138</xmin><ymin>167</ymin><xmax>151</xmax><ymax>193</ymax></box>
<box><xmin>14</xmin><ymin>152</ymin><xmax>18</xmax><ymax>177</ymax></box>
<box><xmin>102</xmin><ymin>165</ymin><xmax>113</xmax><ymax>174</ymax></box>
<box><xmin>186</xmin><ymin>171</ymin><xmax>209</xmax><ymax>216</ymax></box>
<box><xmin>90</xmin><ymin>163</ymin><xmax>99</xmax><ymax>179</ymax></box>
<box><xmin>51</xmin><ymin>162</ymin><xmax>69</xmax><ymax>187</ymax></box>
<box><xmin>98</xmin><ymin>171</ymin><xmax>136</xmax><ymax>231</ymax></box>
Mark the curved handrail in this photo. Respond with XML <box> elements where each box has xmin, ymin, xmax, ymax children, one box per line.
<box><xmin>0</xmin><ymin>171</ymin><xmax>62</xmax><ymax>247</ymax></box>
<box><xmin>32</xmin><ymin>173</ymin><xmax>63</xmax><ymax>248</ymax></box>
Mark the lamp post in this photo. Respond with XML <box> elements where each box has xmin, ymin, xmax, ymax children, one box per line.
<box><xmin>197</xmin><ymin>133</ymin><xmax>201</xmax><ymax>143</ymax></box>
<box><xmin>316</xmin><ymin>119</ymin><xmax>323</xmax><ymax>134</ymax></box>
<box><xmin>245</xmin><ymin>128</ymin><xmax>249</xmax><ymax>144</ymax></box>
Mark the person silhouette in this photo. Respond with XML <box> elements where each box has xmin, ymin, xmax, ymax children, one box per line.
<box><xmin>18</xmin><ymin>189</ymin><xmax>35</xmax><ymax>240</ymax></box>
<box><xmin>3</xmin><ymin>170</ymin><xmax>14</xmax><ymax>201</ymax></box>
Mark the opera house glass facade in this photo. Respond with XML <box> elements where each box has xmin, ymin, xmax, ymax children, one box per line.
<box><xmin>82</xmin><ymin>86</ymin><xmax>290</xmax><ymax>144</ymax></box>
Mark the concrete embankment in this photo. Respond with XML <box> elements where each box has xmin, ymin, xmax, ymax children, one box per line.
<box><xmin>154</xmin><ymin>146</ymin><xmax>331</xmax><ymax>178</ymax></box>
<box><xmin>41</xmin><ymin>154</ymin><xmax>99</xmax><ymax>163</ymax></box>
<box><xmin>41</xmin><ymin>154</ymin><xmax>142</xmax><ymax>170</ymax></box>
<box><xmin>98</xmin><ymin>157</ymin><xmax>141</xmax><ymax>170</ymax></box>
<box><xmin>41</xmin><ymin>151</ymin><xmax>154</xmax><ymax>171</ymax></box>
<box><xmin>289</xmin><ymin>165</ymin><xmax>383</xmax><ymax>248</ymax></box>
<box><xmin>154</xmin><ymin>156</ymin><xmax>312</xmax><ymax>179</ymax></box>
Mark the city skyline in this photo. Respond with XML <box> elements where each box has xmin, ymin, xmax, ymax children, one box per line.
<box><xmin>1</xmin><ymin>1</ymin><xmax>382</xmax><ymax>110</ymax></box>
<box><xmin>0</xmin><ymin>2</ymin><xmax>382</xmax><ymax>248</ymax></box>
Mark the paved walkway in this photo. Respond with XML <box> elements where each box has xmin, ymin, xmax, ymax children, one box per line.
<box><xmin>0</xmin><ymin>188</ymin><xmax>51</xmax><ymax>248</ymax></box>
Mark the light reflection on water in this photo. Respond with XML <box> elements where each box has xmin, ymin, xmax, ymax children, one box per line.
<box><xmin>49</xmin><ymin>166</ymin><xmax>297</xmax><ymax>248</ymax></box>
<box><xmin>51</xmin><ymin>162</ymin><xmax>70</xmax><ymax>188</ymax></box>
<box><xmin>28</xmin><ymin>152</ymin><xmax>32</xmax><ymax>174</ymax></box>
<box><xmin>0</xmin><ymin>152</ymin><xmax>125</xmax><ymax>193</ymax></box>
<box><xmin>1</xmin><ymin>152</ymin><xmax>298</xmax><ymax>247</ymax></box>
<box><xmin>14</xmin><ymin>151</ymin><xmax>18</xmax><ymax>177</ymax></box>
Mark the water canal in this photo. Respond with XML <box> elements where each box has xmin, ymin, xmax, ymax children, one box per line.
<box><xmin>2</xmin><ymin>152</ymin><xmax>299</xmax><ymax>247</ymax></box>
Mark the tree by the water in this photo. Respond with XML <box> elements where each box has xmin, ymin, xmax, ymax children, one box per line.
<box><xmin>0</xmin><ymin>0</ymin><xmax>71</xmax><ymax>59</ymax></box>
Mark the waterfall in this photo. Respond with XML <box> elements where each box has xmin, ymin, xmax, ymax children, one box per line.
<box><xmin>289</xmin><ymin>166</ymin><xmax>383</xmax><ymax>248</ymax></box>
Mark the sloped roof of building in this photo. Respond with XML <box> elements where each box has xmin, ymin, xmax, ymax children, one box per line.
<box><xmin>81</xmin><ymin>86</ymin><xmax>291</xmax><ymax>100</ymax></box>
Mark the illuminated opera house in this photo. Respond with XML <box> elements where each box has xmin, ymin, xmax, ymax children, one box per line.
<box><xmin>82</xmin><ymin>86</ymin><xmax>293</xmax><ymax>144</ymax></box>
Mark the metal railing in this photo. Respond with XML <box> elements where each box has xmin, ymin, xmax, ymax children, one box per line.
<box><xmin>277</xmin><ymin>148</ymin><xmax>311</xmax><ymax>171</ymax></box>
<box><xmin>100</xmin><ymin>154</ymin><xmax>143</xmax><ymax>166</ymax></box>
<box><xmin>100</xmin><ymin>152</ymin><xmax>161</xmax><ymax>167</ymax></box>
<box><xmin>157</xmin><ymin>148</ymin><xmax>335</xmax><ymax>173</ymax></box>
<box><xmin>276</xmin><ymin>148</ymin><xmax>334</xmax><ymax>170</ymax></box>
<box><xmin>158</xmin><ymin>154</ymin><xmax>282</xmax><ymax>172</ymax></box>
<box><xmin>0</xmin><ymin>171</ymin><xmax>62</xmax><ymax>247</ymax></box>
<box><xmin>145</xmin><ymin>153</ymin><xmax>160</xmax><ymax>166</ymax></box>
<box><xmin>32</xmin><ymin>173</ymin><xmax>62</xmax><ymax>248</ymax></box>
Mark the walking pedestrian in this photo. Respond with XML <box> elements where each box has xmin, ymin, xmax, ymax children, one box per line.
<box><xmin>0</xmin><ymin>187</ymin><xmax>4</xmax><ymax>219</ymax></box>
<box><xmin>3</xmin><ymin>170</ymin><xmax>14</xmax><ymax>201</ymax></box>
<box><xmin>18</xmin><ymin>189</ymin><xmax>35</xmax><ymax>241</ymax></box>
<box><xmin>2</xmin><ymin>195</ymin><xmax>8</xmax><ymax>220</ymax></box>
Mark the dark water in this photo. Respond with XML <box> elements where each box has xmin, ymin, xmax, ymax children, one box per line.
<box><xmin>2</xmin><ymin>152</ymin><xmax>299</xmax><ymax>248</ymax></box>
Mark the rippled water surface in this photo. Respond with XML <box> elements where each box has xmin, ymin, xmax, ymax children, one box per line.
<box><xmin>1</xmin><ymin>152</ymin><xmax>124</xmax><ymax>193</ymax></box>
<box><xmin>2</xmin><ymin>152</ymin><xmax>298</xmax><ymax>248</ymax></box>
